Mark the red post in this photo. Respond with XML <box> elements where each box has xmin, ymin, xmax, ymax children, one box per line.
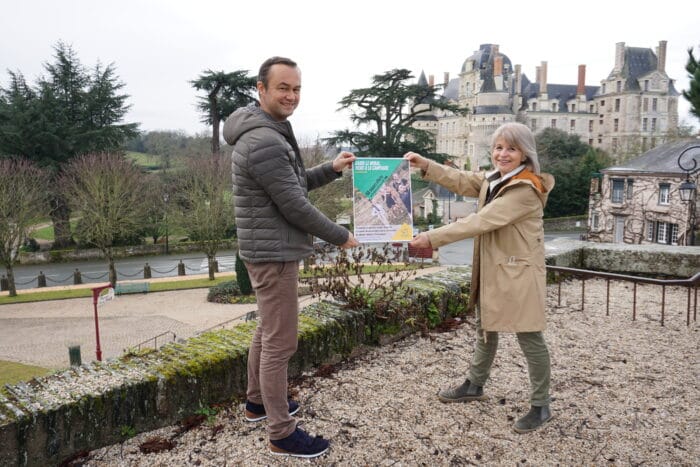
<box><xmin>91</xmin><ymin>284</ymin><xmax>111</xmax><ymax>361</ymax></box>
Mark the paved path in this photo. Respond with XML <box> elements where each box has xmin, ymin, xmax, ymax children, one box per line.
<box><xmin>0</xmin><ymin>267</ymin><xmax>445</xmax><ymax>369</ymax></box>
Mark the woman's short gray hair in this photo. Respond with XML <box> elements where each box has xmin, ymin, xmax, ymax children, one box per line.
<box><xmin>490</xmin><ymin>122</ymin><xmax>541</xmax><ymax>174</ymax></box>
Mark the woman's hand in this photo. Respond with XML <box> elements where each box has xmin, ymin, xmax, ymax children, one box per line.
<box><xmin>409</xmin><ymin>232</ymin><xmax>432</xmax><ymax>249</ymax></box>
<box><xmin>403</xmin><ymin>151</ymin><xmax>429</xmax><ymax>171</ymax></box>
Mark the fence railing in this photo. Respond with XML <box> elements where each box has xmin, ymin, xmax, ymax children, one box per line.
<box><xmin>0</xmin><ymin>258</ymin><xmax>231</xmax><ymax>292</ymax></box>
<box><xmin>547</xmin><ymin>266</ymin><xmax>699</xmax><ymax>326</ymax></box>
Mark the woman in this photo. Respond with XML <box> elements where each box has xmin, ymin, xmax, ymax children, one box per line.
<box><xmin>404</xmin><ymin>122</ymin><xmax>555</xmax><ymax>433</ymax></box>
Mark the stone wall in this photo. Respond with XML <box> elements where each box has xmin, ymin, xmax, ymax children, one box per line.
<box><xmin>19</xmin><ymin>241</ymin><xmax>238</xmax><ymax>265</ymax></box>
<box><xmin>545</xmin><ymin>238</ymin><xmax>700</xmax><ymax>277</ymax></box>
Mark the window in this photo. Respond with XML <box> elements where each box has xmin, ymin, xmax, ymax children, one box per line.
<box><xmin>589</xmin><ymin>104</ymin><xmax>595</xmax><ymax>112</ymax></box>
<box><xmin>602</xmin><ymin>84</ymin><xmax>606</xmax><ymax>94</ymax></box>
<box><xmin>644</xmin><ymin>80</ymin><xmax>649</xmax><ymax>91</ymax></box>
<box><xmin>616</xmin><ymin>81</ymin><xmax>622</xmax><ymax>92</ymax></box>
<box><xmin>652</xmin><ymin>98</ymin><xmax>658</xmax><ymax>111</ymax></box>
<box><xmin>572</xmin><ymin>104</ymin><xmax>576</xmax><ymax>112</ymax></box>
<box><xmin>601</xmin><ymin>100</ymin><xmax>606</xmax><ymax>107</ymax></box>
<box><xmin>657</xmin><ymin>222</ymin><xmax>668</xmax><ymax>243</ymax></box>
<box><xmin>551</xmin><ymin>119</ymin><xmax>556</xmax><ymax>128</ymax></box>
<box><xmin>658</xmin><ymin>183</ymin><xmax>670</xmax><ymax>205</ymax></box>
<box><xmin>589</xmin><ymin>120</ymin><xmax>594</xmax><ymax>132</ymax></box>
<box><xmin>590</xmin><ymin>176</ymin><xmax>601</xmax><ymax>194</ymax></box>
<box><xmin>642</xmin><ymin>118</ymin><xmax>648</xmax><ymax>131</ymax></box>
<box><xmin>626</xmin><ymin>179</ymin><xmax>634</xmax><ymax>199</ymax></box>
<box><xmin>651</xmin><ymin>118</ymin><xmax>657</xmax><ymax>131</ymax></box>
<box><xmin>646</xmin><ymin>221</ymin><xmax>654</xmax><ymax>241</ymax></box>
<box><xmin>614</xmin><ymin>118</ymin><xmax>619</xmax><ymax>131</ymax></box>
<box><xmin>570</xmin><ymin>119</ymin><xmax>575</xmax><ymax>130</ymax></box>
<box><xmin>615</xmin><ymin>98</ymin><xmax>620</xmax><ymax>111</ymax></box>
<box><xmin>612</xmin><ymin>137</ymin><xmax>618</xmax><ymax>151</ymax></box>
<box><xmin>532</xmin><ymin>102</ymin><xmax>537</xmax><ymax>111</ymax></box>
<box><xmin>591</xmin><ymin>212</ymin><xmax>599</xmax><ymax>230</ymax></box>
<box><xmin>552</xmin><ymin>103</ymin><xmax>557</xmax><ymax>112</ymax></box>
<box><xmin>611</xmin><ymin>179</ymin><xmax>625</xmax><ymax>203</ymax></box>
<box><xmin>671</xmin><ymin>224</ymin><xmax>679</xmax><ymax>245</ymax></box>
<box><xmin>589</xmin><ymin>138</ymin><xmax>594</xmax><ymax>145</ymax></box>
<box><xmin>643</xmin><ymin>98</ymin><xmax>648</xmax><ymax>111</ymax></box>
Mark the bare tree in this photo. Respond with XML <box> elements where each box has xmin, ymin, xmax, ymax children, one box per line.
<box><xmin>0</xmin><ymin>158</ymin><xmax>49</xmax><ymax>296</ymax></box>
<box><xmin>60</xmin><ymin>153</ymin><xmax>149</xmax><ymax>285</ymax></box>
<box><xmin>173</xmin><ymin>153</ymin><xmax>233</xmax><ymax>280</ymax></box>
<box><xmin>301</xmin><ymin>140</ymin><xmax>352</xmax><ymax>222</ymax></box>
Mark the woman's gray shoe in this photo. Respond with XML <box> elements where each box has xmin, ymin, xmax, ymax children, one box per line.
<box><xmin>513</xmin><ymin>405</ymin><xmax>553</xmax><ymax>433</ymax></box>
<box><xmin>437</xmin><ymin>379</ymin><xmax>487</xmax><ymax>403</ymax></box>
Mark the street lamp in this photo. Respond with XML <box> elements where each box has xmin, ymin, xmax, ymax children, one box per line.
<box><xmin>677</xmin><ymin>145</ymin><xmax>699</xmax><ymax>245</ymax></box>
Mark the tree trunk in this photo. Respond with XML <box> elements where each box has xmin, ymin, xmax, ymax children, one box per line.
<box><xmin>211</xmin><ymin>98</ymin><xmax>220</xmax><ymax>155</ymax></box>
<box><xmin>108</xmin><ymin>257</ymin><xmax>117</xmax><ymax>286</ymax></box>
<box><xmin>6</xmin><ymin>264</ymin><xmax>17</xmax><ymax>297</ymax></box>
<box><xmin>208</xmin><ymin>255</ymin><xmax>216</xmax><ymax>281</ymax></box>
<box><xmin>50</xmin><ymin>195</ymin><xmax>74</xmax><ymax>249</ymax></box>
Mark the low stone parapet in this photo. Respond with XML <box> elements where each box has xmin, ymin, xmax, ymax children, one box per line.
<box><xmin>0</xmin><ymin>267</ymin><xmax>472</xmax><ymax>466</ymax></box>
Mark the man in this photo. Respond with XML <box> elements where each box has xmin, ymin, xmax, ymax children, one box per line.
<box><xmin>223</xmin><ymin>56</ymin><xmax>358</xmax><ymax>458</ymax></box>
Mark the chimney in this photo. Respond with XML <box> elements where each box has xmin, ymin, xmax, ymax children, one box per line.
<box><xmin>429</xmin><ymin>74</ymin><xmax>435</xmax><ymax>87</ymax></box>
<box><xmin>539</xmin><ymin>61</ymin><xmax>547</xmax><ymax>95</ymax></box>
<box><xmin>577</xmin><ymin>64</ymin><xmax>586</xmax><ymax>95</ymax></box>
<box><xmin>443</xmin><ymin>72</ymin><xmax>450</xmax><ymax>88</ymax></box>
<box><xmin>614</xmin><ymin>42</ymin><xmax>625</xmax><ymax>73</ymax></box>
<box><xmin>494</xmin><ymin>55</ymin><xmax>503</xmax><ymax>76</ymax></box>
<box><xmin>657</xmin><ymin>40</ymin><xmax>667</xmax><ymax>73</ymax></box>
<box><xmin>514</xmin><ymin>64</ymin><xmax>522</xmax><ymax>93</ymax></box>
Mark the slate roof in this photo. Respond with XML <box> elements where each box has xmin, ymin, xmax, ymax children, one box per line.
<box><xmin>521</xmin><ymin>82</ymin><xmax>599</xmax><ymax>112</ymax></box>
<box><xmin>604</xmin><ymin>139</ymin><xmax>700</xmax><ymax>175</ymax></box>
<box><xmin>606</xmin><ymin>46</ymin><xmax>680</xmax><ymax>96</ymax></box>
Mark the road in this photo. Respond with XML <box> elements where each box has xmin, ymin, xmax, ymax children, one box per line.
<box><xmin>3</xmin><ymin>232</ymin><xmax>583</xmax><ymax>291</ymax></box>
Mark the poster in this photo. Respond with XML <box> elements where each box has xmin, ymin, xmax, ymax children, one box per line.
<box><xmin>353</xmin><ymin>157</ymin><xmax>413</xmax><ymax>242</ymax></box>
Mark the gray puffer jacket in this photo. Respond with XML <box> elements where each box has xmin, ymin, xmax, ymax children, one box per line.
<box><xmin>223</xmin><ymin>103</ymin><xmax>349</xmax><ymax>263</ymax></box>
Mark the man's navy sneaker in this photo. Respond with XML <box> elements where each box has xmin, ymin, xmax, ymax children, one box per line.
<box><xmin>244</xmin><ymin>399</ymin><xmax>300</xmax><ymax>422</ymax></box>
<box><xmin>269</xmin><ymin>427</ymin><xmax>330</xmax><ymax>458</ymax></box>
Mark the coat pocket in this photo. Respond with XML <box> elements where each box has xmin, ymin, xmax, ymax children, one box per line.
<box><xmin>493</xmin><ymin>256</ymin><xmax>532</xmax><ymax>301</ymax></box>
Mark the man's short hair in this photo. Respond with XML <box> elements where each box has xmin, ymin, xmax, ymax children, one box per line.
<box><xmin>258</xmin><ymin>57</ymin><xmax>297</xmax><ymax>88</ymax></box>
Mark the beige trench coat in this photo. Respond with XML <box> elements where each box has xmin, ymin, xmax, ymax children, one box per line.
<box><xmin>423</xmin><ymin>161</ymin><xmax>555</xmax><ymax>333</ymax></box>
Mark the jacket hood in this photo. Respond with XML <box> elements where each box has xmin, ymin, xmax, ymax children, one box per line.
<box><xmin>512</xmin><ymin>169</ymin><xmax>555</xmax><ymax>206</ymax></box>
<box><xmin>223</xmin><ymin>103</ymin><xmax>291</xmax><ymax>146</ymax></box>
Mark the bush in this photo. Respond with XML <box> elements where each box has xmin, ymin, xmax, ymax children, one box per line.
<box><xmin>207</xmin><ymin>280</ymin><xmax>242</xmax><ymax>303</ymax></box>
<box><xmin>235</xmin><ymin>251</ymin><xmax>252</xmax><ymax>295</ymax></box>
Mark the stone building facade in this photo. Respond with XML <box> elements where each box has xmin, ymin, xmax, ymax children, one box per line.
<box><xmin>416</xmin><ymin>41</ymin><xmax>680</xmax><ymax>170</ymax></box>
<box><xmin>586</xmin><ymin>140</ymin><xmax>699</xmax><ymax>245</ymax></box>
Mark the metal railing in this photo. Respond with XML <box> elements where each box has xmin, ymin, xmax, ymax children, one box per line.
<box><xmin>547</xmin><ymin>266</ymin><xmax>699</xmax><ymax>326</ymax></box>
<box><xmin>130</xmin><ymin>331</ymin><xmax>177</xmax><ymax>352</ymax></box>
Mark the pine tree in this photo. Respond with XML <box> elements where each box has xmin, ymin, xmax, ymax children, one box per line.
<box><xmin>683</xmin><ymin>47</ymin><xmax>700</xmax><ymax>121</ymax></box>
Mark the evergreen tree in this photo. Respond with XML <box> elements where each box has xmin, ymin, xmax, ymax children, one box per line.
<box><xmin>0</xmin><ymin>42</ymin><xmax>138</xmax><ymax>247</ymax></box>
<box><xmin>235</xmin><ymin>250</ymin><xmax>252</xmax><ymax>295</ymax></box>
<box><xmin>191</xmin><ymin>70</ymin><xmax>257</xmax><ymax>154</ymax></box>
<box><xmin>325</xmin><ymin>69</ymin><xmax>468</xmax><ymax>161</ymax></box>
<box><xmin>536</xmin><ymin>128</ymin><xmax>611</xmax><ymax>218</ymax></box>
<box><xmin>683</xmin><ymin>47</ymin><xmax>700</xmax><ymax>121</ymax></box>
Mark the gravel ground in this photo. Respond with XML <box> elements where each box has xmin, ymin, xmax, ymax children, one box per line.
<box><xmin>82</xmin><ymin>279</ymin><xmax>699</xmax><ymax>466</ymax></box>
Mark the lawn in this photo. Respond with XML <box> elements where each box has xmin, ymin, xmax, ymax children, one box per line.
<box><xmin>0</xmin><ymin>360</ymin><xmax>50</xmax><ymax>386</ymax></box>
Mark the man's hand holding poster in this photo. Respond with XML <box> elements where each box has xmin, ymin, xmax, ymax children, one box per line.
<box><xmin>352</xmin><ymin>158</ymin><xmax>413</xmax><ymax>242</ymax></box>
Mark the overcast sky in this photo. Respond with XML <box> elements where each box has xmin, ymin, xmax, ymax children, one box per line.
<box><xmin>2</xmin><ymin>0</ymin><xmax>698</xmax><ymax>143</ymax></box>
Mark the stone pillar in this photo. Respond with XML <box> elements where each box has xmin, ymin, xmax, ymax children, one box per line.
<box><xmin>37</xmin><ymin>271</ymin><xmax>46</xmax><ymax>288</ymax></box>
<box><xmin>73</xmin><ymin>268</ymin><xmax>82</xmax><ymax>285</ymax></box>
<box><xmin>178</xmin><ymin>261</ymin><xmax>185</xmax><ymax>276</ymax></box>
<box><xmin>144</xmin><ymin>263</ymin><xmax>152</xmax><ymax>279</ymax></box>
